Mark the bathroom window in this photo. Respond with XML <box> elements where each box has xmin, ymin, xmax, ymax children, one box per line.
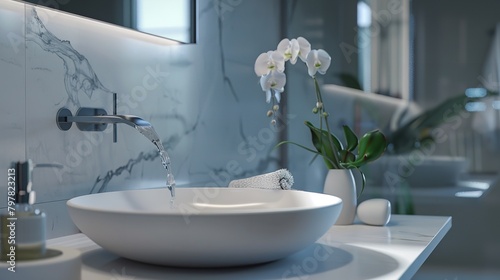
<box><xmin>357</xmin><ymin>1</ymin><xmax>372</xmax><ymax>93</ymax></box>
<box><xmin>134</xmin><ymin>0</ymin><xmax>194</xmax><ymax>43</ymax></box>
<box><xmin>357</xmin><ymin>0</ymin><xmax>411</xmax><ymax>99</ymax></box>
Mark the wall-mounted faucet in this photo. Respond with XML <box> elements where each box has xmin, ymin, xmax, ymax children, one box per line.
<box><xmin>55</xmin><ymin>106</ymin><xmax>177</xmax><ymax>199</ymax></box>
<box><xmin>56</xmin><ymin>107</ymin><xmax>151</xmax><ymax>142</ymax></box>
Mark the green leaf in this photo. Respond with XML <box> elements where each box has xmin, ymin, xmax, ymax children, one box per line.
<box><xmin>354</xmin><ymin>167</ymin><xmax>366</xmax><ymax>198</ymax></box>
<box><xmin>342</xmin><ymin>125</ymin><xmax>358</xmax><ymax>152</ymax></box>
<box><xmin>276</xmin><ymin>140</ymin><xmax>337</xmax><ymax>169</ymax></box>
<box><xmin>305</xmin><ymin>121</ymin><xmax>342</xmax><ymax>150</ymax></box>
<box><xmin>275</xmin><ymin>140</ymin><xmax>317</xmax><ymax>154</ymax></box>
<box><xmin>347</xmin><ymin>129</ymin><xmax>387</xmax><ymax>167</ymax></box>
<box><xmin>358</xmin><ymin>130</ymin><xmax>386</xmax><ymax>157</ymax></box>
<box><xmin>339</xmin><ymin>150</ymin><xmax>356</xmax><ymax>163</ymax></box>
<box><xmin>304</xmin><ymin>121</ymin><xmax>342</xmax><ymax>169</ymax></box>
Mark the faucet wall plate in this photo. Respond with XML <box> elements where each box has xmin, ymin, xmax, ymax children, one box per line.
<box><xmin>57</xmin><ymin>94</ymin><xmax>117</xmax><ymax>140</ymax></box>
<box><xmin>75</xmin><ymin>108</ymin><xmax>108</xmax><ymax>131</ymax></box>
<box><xmin>56</xmin><ymin>102</ymin><xmax>147</xmax><ymax>144</ymax></box>
<box><xmin>56</xmin><ymin>107</ymin><xmax>109</xmax><ymax>132</ymax></box>
<box><xmin>56</xmin><ymin>108</ymin><xmax>73</xmax><ymax>131</ymax></box>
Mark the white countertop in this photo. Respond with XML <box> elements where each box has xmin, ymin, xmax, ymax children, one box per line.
<box><xmin>47</xmin><ymin>215</ymin><xmax>451</xmax><ymax>280</ymax></box>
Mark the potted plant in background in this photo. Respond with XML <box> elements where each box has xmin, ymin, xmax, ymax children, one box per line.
<box><xmin>254</xmin><ymin>37</ymin><xmax>387</xmax><ymax>224</ymax></box>
<box><xmin>334</xmin><ymin>74</ymin><xmax>500</xmax><ymax>213</ymax></box>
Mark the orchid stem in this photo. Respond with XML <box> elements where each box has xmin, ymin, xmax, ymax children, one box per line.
<box><xmin>313</xmin><ymin>77</ymin><xmax>341</xmax><ymax>169</ymax></box>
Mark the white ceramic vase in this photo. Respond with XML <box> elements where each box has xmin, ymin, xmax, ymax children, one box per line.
<box><xmin>323</xmin><ymin>169</ymin><xmax>357</xmax><ymax>225</ymax></box>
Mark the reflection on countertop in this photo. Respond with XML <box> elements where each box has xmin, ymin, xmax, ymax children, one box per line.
<box><xmin>365</xmin><ymin>173</ymin><xmax>497</xmax><ymax>200</ymax></box>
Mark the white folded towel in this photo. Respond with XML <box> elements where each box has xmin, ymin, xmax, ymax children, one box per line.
<box><xmin>228</xmin><ymin>169</ymin><xmax>294</xmax><ymax>190</ymax></box>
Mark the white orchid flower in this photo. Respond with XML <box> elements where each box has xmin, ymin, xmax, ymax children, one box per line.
<box><xmin>305</xmin><ymin>49</ymin><xmax>331</xmax><ymax>77</ymax></box>
<box><xmin>277</xmin><ymin>38</ymin><xmax>300</xmax><ymax>64</ymax></box>
<box><xmin>297</xmin><ymin>37</ymin><xmax>311</xmax><ymax>62</ymax></box>
<box><xmin>254</xmin><ymin>50</ymin><xmax>285</xmax><ymax>77</ymax></box>
<box><xmin>260</xmin><ymin>71</ymin><xmax>286</xmax><ymax>103</ymax></box>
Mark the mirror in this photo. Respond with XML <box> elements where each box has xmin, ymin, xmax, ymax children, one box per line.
<box><xmin>21</xmin><ymin>0</ymin><xmax>197</xmax><ymax>43</ymax></box>
<box><xmin>355</xmin><ymin>0</ymin><xmax>500</xmax><ymax>173</ymax></box>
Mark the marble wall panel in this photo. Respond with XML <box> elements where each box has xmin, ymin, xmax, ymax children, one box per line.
<box><xmin>1</xmin><ymin>0</ymin><xmax>282</xmax><ymax>237</ymax></box>
<box><xmin>0</xmin><ymin>0</ymin><xmax>25</xmax><ymax>208</ymax></box>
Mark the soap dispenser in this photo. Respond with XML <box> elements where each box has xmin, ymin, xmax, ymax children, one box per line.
<box><xmin>1</xmin><ymin>160</ymin><xmax>47</xmax><ymax>261</ymax></box>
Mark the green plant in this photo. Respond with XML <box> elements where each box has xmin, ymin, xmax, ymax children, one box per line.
<box><xmin>388</xmin><ymin>90</ymin><xmax>498</xmax><ymax>154</ymax></box>
<box><xmin>254</xmin><ymin>37</ymin><xmax>388</xmax><ymax>194</ymax></box>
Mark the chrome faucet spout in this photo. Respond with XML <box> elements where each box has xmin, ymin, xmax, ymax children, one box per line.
<box><xmin>56</xmin><ymin>107</ymin><xmax>176</xmax><ymax>197</ymax></box>
<box><xmin>66</xmin><ymin>114</ymin><xmax>151</xmax><ymax>128</ymax></box>
<box><xmin>56</xmin><ymin>107</ymin><xmax>152</xmax><ymax>143</ymax></box>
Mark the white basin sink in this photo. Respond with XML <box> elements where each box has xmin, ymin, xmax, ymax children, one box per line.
<box><xmin>67</xmin><ymin>187</ymin><xmax>342</xmax><ymax>267</ymax></box>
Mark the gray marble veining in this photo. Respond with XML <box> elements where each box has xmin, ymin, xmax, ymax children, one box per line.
<box><xmin>26</xmin><ymin>8</ymin><xmax>114</xmax><ymax>107</ymax></box>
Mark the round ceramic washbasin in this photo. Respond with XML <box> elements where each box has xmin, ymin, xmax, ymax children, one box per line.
<box><xmin>67</xmin><ymin>187</ymin><xmax>342</xmax><ymax>267</ymax></box>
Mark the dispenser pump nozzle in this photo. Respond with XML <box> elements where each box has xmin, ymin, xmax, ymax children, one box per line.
<box><xmin>15</xmin><ymin>159</ymin><xmax>35</xmax><ymax>205</ymax></box>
